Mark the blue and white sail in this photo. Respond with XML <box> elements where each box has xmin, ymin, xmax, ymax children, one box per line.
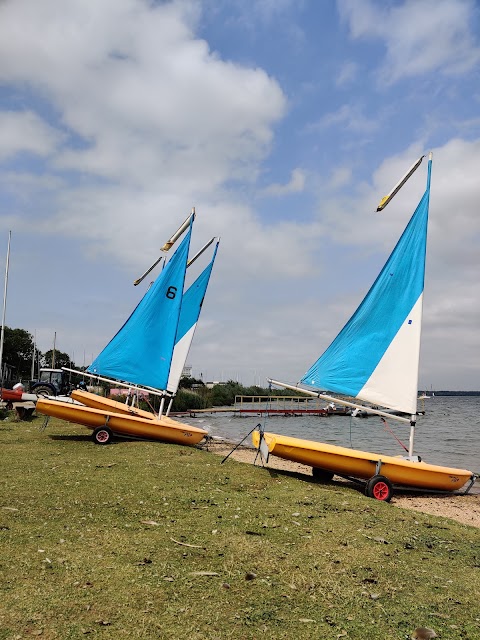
<box><xmin>301</xmin><ymin>156</ymin><xmax>432</xmax><ymax>415</ymax></box>
<box><xmin>167</xmin><ymin>241</ymin><xmax>219</xmax><ymax>394</ymax></box>
<box><xmin>88</xmin><ymin>220</ymin><xmax>193</xmax><ymax>391</ymax></box>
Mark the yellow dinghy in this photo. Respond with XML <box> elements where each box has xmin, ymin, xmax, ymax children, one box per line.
<box><xmin>252</xmin><ymin>431</ymin><xmax>474</xmax><ymax>494</ymax></box>
<box><xmin>70</xmin><ymin>389</ymin><xmax>157</xmax><ymax>420</ymax></box>
<box><xmin>55</xmin><ymin>212</ymin><xmax>219</xmax><ymax>447</ymax></box>
<box><xmin>37</xmin><ymin>398</ymin><xmax>207</xmax><ymax>446</ymax></box>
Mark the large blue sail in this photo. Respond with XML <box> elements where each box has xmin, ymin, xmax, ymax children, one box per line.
<box><xmin>167</xmin><ymin>241</ymin><xmax>219</xmax><ymax>393</ymax></box>
<box><xmin>88</xmin><ymin>223</ymin><xmax>192</xmax><ymax>390</ymax></box>
<box><xmin>301</xmin><ymin>158</ymin><xmax>432</xmax><ymax>414</ymax></box>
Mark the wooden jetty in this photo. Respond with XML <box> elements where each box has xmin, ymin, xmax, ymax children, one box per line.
<box><xmin>187</xmin><ymin>396</ymin><xmax>351</xmax><ymax>417</ymax></box>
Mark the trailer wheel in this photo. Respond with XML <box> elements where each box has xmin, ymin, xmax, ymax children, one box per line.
<box><xmin>312</xmin><ymin>467</ymin><xmax>334</xmax><ymax>482</ymax></box>
<box><xmin>92</xmin><ymin>426</ymin><xmax>113</xmax><ymax>445</ymax></box>
<box><xmin>365</xmin><ymin>475</ymin><xmax>393</xmax><ymax>502</ymax></box>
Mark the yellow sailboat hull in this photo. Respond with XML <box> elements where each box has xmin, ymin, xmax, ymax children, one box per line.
<box><xmin>71</xmin><ymin>389</ymin><xmax>157</xmax><ymax>420</ymax></box>
<box><xmin>37</xmin><ymin>398</ymin><xmax>207</xmax><ymax>446</ymax></box>
<box><xmin>253</xmin><ymin>431</ymin><xmax>474</xmax><ymax>492</ymax></box>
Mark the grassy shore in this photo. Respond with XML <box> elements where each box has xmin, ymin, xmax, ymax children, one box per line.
<box><xmin>1</xmin><ymin>415</ymin><xmax>479</xmax><ymax>639</ymax></box>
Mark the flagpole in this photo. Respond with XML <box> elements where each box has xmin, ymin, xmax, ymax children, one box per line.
<box><xmin>0</xmin><ymin>231</ymin><xmax>12</xmax><ymax>390</ymax></box>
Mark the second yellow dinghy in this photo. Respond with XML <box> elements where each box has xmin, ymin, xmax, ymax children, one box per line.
<box><xmin>70</xmin><ymin>389</ymin><xmax>157</xmax><ymax>420</ymax></box>
<box><xmin>37</xmin><ymin>398</ymin><xmax>208</xmax><ymax>446</ymax></box>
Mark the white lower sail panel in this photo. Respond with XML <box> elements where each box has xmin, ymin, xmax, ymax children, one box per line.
<box><xmin>166</xmin><ymin>324</ymin><xmax>196</xmax><ymax>394</ymax></box>
<box><xmin>356</xmin><ymin>294</ymin><xmax>423</xmax><ymax>414</ymax></box>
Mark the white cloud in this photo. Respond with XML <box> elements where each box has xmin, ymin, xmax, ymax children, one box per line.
<box><xmin>0</xmin><ymin>0</ymin><xmax>285</xmax><ymax>190</ymax></box>
<box><xmin>328</xmin><ymin>167</ymin><xmax>352</xmax><ymax>190</ymax></box>
<box><xmin>0</xmin><ymin>0</ymin><xmax>294</xmax><ymax>268</ymax></box>
<box><xmin>338</xmin><ymin>0</ymin><xmax>480</xmax><ymax>83</ymax></box>
<box><xmin>312</xmin><ymin>103</ymin><xmax>379</xmax><ymax>134</ymax></box>
<box><xmin>0</xmin><ymin>111</ymin><xmax>61</xmax><ymax>160</ymax></box>
<box><xmin>262</xmin><ymin>168</ymin><xmax>306</xmax><ymax>196</ymax></box>
<box><xmin>335</xmin><ymin>61</ymin><xmax>359</xmax><ymax>87</ymax></box>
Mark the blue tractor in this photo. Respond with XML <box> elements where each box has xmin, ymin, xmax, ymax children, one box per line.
<box><xmin>29</xmin><ymin>368</ymin><xmax>72</xmax><ymax>397</ymax></box>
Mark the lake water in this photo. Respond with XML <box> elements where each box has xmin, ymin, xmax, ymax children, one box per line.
<box><xmin>182</xmin><ymin>395</ymin><xmax>480</xmax><ymax>475</ymax></box>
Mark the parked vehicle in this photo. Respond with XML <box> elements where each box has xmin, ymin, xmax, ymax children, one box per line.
<box><xmin>29</xmin><ymin>369</ymin><xmax>72</xmax><ymax>397</ymax></box>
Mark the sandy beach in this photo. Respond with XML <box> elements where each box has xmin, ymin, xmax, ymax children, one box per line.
<box><xmin>207</xmin><ymin>441</ymin><xmax>480</xmax><ymax>529</ymax></box>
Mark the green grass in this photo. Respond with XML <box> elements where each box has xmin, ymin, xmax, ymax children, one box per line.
<box><xmin>1</xmin><ymin>414</ymin><xmax>479</xmax><ymax>639</ymax></box>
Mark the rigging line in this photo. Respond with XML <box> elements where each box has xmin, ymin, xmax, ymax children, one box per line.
<box><xmin>221</xmin><ymin>424</ymin><xmax>260</xmax><ymax>465</ymax></box>
<box><xmin>144</xmin><ymin>395</ymin><xmax>157</xmax><ymax>415</ymax></box>
<box><xmin>381</xmin><ymin>417</ymin><xmax>409</xmax><ymax>453</ymax></box>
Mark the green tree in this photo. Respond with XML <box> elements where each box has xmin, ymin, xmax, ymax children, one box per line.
<box><xmin>171</xmin><ymin>389</ymin><xmax>207</xmax><ymax>412</ymax></box>
<box><xmin>210</xmin><ymin>380</ymin><xmax>243</xmax><ymax>406</ymax></box>
<box><xmin>2</xmin><ymin>327</ymin><xmax>36</xmax><ymax>379</ymax></box>
<box><xmin>178</xmin><ymin>376</ymin><xmax>204</xmax><ymax>390</ymax></box>
<box><xmin>42</xmin><ymin>349</ymin><xmax>72</xmax><ymax>369</ymax></box>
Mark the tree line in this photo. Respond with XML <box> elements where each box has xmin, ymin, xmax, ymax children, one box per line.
<box><xmin>170</xmin><ymin>377</ymin><xmax>300</xmax><ymax>412</ymax></box>
<box><xmin>1</xmin><ymin>326</ymin><xmax>296</xmax><ymax>408</ymax></box>
<box><xmin>1</xmin><ymin>327</ymin><xmax>72</xmax><ymax>382</ymax></box>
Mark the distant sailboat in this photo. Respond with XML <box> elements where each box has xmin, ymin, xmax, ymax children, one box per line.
<box><xmin>255</xmin><ymin>154</ymin><xmax>475</xmax><ymax>500</ymax></box>
<box><xmin>38</xmin><ymin>212</ymin><xmax>219</xmax><ymax>445</ymax></box>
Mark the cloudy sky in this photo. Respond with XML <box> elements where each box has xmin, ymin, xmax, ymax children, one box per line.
<box><xmin>0</xmin><ymin>0</ymin><xmax>479</xmax><ymax>390</ymax></box>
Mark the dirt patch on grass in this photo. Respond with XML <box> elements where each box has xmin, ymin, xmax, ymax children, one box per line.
<box><xmin>206</xmin><ymin>441</ymin><xmax>480</xmax><ymax>528</ymax></box>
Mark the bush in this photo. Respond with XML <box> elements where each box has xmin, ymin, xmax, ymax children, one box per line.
<box><xmin>171</xmin><ymin>389</ymin><xmax>207</xmax><ymax>412</ymax></box>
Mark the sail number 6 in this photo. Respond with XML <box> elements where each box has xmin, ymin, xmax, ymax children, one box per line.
<box><xmin>166</xmin><ymin>286</ymin><xmax>177</xmax><ymax>299</ymax></box>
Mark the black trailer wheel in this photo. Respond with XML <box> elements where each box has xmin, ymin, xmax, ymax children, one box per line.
<box><xmin>365</xmin><ymin>475</ymin><xmax>393</xmax><ymax>502</ymax></box>
<box><xmin>312</xmin><ymin>467</ymin><xmax>334</xmax><ymax>482</ymax></box>
<box><xmin>92</xmin><ymin>426</ymin><xmax>113</xmax><ymax>445</ymax></box>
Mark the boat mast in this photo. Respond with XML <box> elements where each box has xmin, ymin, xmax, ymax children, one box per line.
<box><xmin>407</xmin><ymin>151</ymin><xmax>433</xmax><ymax>457</ymax></box>
<box><xmin>52</xmin><ymin>331</ymin><xmax>56</xmax><ymax>368</ymax></box>
<box><xmin>0</xmin><ymin>231</ymin><xmax>11</xmax><ymax>390</ymax></box>
<box><xmin>31</xmin><ymin>330</ymin><xmax>36</xmax><ymax>380</ymax></box>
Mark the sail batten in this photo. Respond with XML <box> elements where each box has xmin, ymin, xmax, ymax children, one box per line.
<box><xmin>301</xmin><ymin>158</ymin><xmax>431</xmax><ymax>414</ymax></box>
<box><xmin>88</xmin><ymin>221</ymin><xmax>193</xmax><ymax>391</ymax></box>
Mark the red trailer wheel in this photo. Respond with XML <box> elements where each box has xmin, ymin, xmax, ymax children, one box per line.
<box><xmin>365</xmin><ymin>475</ymin><xmax>393</xmax><ymax>502</ymax></box>
<box><xmin>92</xmin><ymin>426</ymin><xmax>113</xmax><ymax>445</ymax></box>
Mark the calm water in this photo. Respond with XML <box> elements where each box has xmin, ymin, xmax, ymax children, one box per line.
<box><xmin>183</xmin><ymin>395</ymin><xmax>480</xmax><ymax>474</ymax></box>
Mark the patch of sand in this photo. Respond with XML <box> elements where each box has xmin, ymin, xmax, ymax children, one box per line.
<box><xmin>206</xmin><ymin>441</ymin><xmax>480</xmax><ymax>529</ymax></box>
